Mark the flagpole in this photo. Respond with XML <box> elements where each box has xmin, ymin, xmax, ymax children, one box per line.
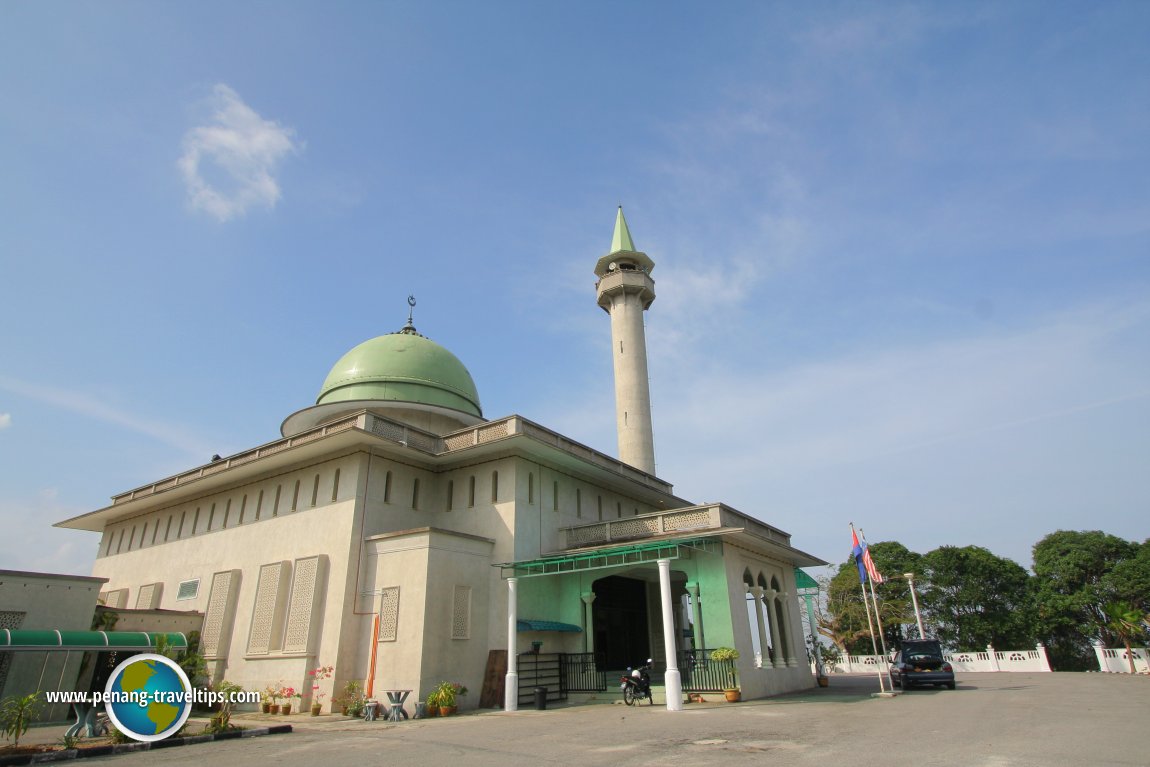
<box><xmin>860</xmin><ymin>528</ymin><xmax>894</xmax><ymax>690</ymax></box>
<box><xmin>851</xmin><ymin>524</ymin><xmax>886</xmax><ymax>692</ymax></box>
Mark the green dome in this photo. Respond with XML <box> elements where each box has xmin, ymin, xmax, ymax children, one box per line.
<box><xmin>317</xmin><ymin>330</ymin><xmax>482</xmax><ymax>417</ymax></box>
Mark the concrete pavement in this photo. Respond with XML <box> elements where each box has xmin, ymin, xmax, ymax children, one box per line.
<box><xmin>31</xmin><ymin>673</ymin><xmax>1150</xmax><ymax>767</ymax></box>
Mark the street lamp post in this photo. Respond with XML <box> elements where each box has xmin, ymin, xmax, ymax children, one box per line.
<box><xmin>904</xmin><ymin>572</ymin><xmax>925</xmax><ymax>639</ymax></box>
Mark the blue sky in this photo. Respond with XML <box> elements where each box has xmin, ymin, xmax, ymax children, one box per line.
<box><xmin>1</xmin><ymin>1</ymin><xmax>1147</xmax><ymax>577</ymax></box>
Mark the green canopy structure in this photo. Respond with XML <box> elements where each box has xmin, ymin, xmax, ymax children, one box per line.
<box><xmin>0</xmin><ymin>629</ymin><xmax>188</xmax><ymax>652</ymax></box>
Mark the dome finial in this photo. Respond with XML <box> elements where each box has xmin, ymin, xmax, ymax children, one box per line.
<box><xmin>403</xmin><ymin>295</ymin><xmax>417</xmax><ymax>334</ymax></box>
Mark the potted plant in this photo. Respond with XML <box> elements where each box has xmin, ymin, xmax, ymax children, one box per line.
<box><xmin>710</xmin><ymin>647</ymin><xmax>741</xmax><ymax>702</ymax></box>
<box><xmin>424</xmin><ymin>689</ymin><xmax>440</xmax><ymax>717</ymax></box>
<box><xmin>338</xmin><ymin>680</ymin><xmax>365</xmax><ymax>717</ymax></box>
<box><xmin>433</xmin><ymin>681</ymin><xmax>468</xmax><ymax>715</ymax></box>
<box><xmin>309</xmin><ymin>664</ymin><xmax>333</xmax><ymax>716</ymax></box>
<box><xmin>261</xmin><ymin>685</ymin><xmax>275</xmax><ymax>714</ymax></box>
<box><xmin>267</xmin><ymin>683</ymin><xmax>284</xmax><ymax>714</ymax></box>
<box><xmin>280</xmin><ymin>686</ymin><xmax>299</xmax><ymax>715</ymax></box>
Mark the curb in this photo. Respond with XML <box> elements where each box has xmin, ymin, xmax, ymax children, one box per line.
<box><xmin>0</xmin><ymin>725</ymin><xmax>292</xmax><ymax>767</ymax></box>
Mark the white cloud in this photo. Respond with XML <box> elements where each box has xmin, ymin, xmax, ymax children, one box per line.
<box><xmin>0</xmin><ymin>412</ymin><xmax>10</xmax><ymax>430</ymax></box>
<box><xmin>178</xmin><ymin>84</ymin><xmax>301</xmax><ymax>222</ymax></box>
<box><xmin>0</xmin><ymin>374</ymin><xmax>216</xmax><ymax>458</ymax></box>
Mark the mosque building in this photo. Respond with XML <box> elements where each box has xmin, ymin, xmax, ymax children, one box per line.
<box><xmin>57</xmin><ymin>209</ymin><xmax>825</xmax><ymax>709</ymax></box>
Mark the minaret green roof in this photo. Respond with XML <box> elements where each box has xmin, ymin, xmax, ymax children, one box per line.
<box><xmin>594</xmin><ymin>206</ymin><xmax>655</xmax><ymax>277</ymax></box>
<box><xmin>611</xmin><ymin>206</ymin><xmax>636</xmax><ymax>253</ymax></box>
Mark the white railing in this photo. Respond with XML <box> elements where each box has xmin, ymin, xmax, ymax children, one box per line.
<box><xmin>1094</xmin><ymin>645</ymin><xmax>1149</xmax><ymax>673</ymax></box>
<box><xmin>824</xmin><ymin>643</ymin><xmax>1052</xmax><ymax>674</ymax></box>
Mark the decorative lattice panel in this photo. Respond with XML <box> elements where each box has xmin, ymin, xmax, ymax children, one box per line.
<box><xmin>477</xmin><ymin>422</ymin><xmax>508</xmax><ymax>443</ymax></box>
<box><xmin>451</xmin><ymin>585</ymin><xmax>471</xmax><ymax>639</ymax></box>
<box><xmin>200</xmin><ymin>571</ymin><xmax>237</xmax><ymax>658</ymax></box>
<box><xmin>566</xmin><ymin>525</ymin><xmax>608</xmax><ymax>546</ymax></box>
<box><xmin>135</xmin><ymin>582</ymin><xmax>162</xmax><ymax>609</ymax></box>
<box><xmin>104</xmin><ymin>588</ymin><xmax>129</xmax><ymax>608</ymax></box>
<box><xmin>371</xmin><ymin>419</ymin><xmax>405</xmax><ymax>441</ymax></box>
<box><xmin>282</xmin><ymin>556</ymin><xmax>323</xmax><ymax>653</ymax></box>
<box><xmin>377</xmin><ymin>587</ymin><xmax>400</xmax><ymax>642</ymax></box>
<box><xmin>663</xmin><ymin>510</ymin><xmax>713</xmax><ymax>532</ymax></box>
<box><xmin>610</xmin><ymin>518</ymin><xmax>660</xmax><ymax>539</ymax></box>
<box><xmin>0</xmin><ymin>612</ymin><xmax>25</xmax><ymax>696</ymax></box>
<box><xmin>444</xmin><ymin>432</ymin><xmax>475</xmax><ymax>450</ymax></box>
<box><xmin>246</xmin><ymin>562</ymin><xmax>284</xmax><ymax>655</ymax></box>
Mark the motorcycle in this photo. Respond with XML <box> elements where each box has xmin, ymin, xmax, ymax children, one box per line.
<box><xmin>620</xmin><ymin>659</ymin><xmax>654</xmax><ymax>706</ymax></box>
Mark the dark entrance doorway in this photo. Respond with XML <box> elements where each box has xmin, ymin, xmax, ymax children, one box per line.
<box><xmin>592</xmin><ymin>575</ymin><xmax>650</xmax><ymax>670</ymax></box>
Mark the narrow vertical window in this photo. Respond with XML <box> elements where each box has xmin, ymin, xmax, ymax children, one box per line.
<box><xmin>273</xmin><ymin>484</ymin><xmax>281</xmax><ymax>516</ymax></box>
<box><xmin>177</xmin><ymin>512</ymin><xmax>186</xmax><ymax>538</ymax></box>
<box><xmin>104</xmin><ymin>531</ymin><xmax>114</xmax><ymax>556</ymax></box>
<box><xmin>191</xmin><ymin>507</ymin><xmax>201</xmax><ymax>534</ymax></box>
<box><xmin>115</xmin><ymin>528</ymin><xmax>125</xmax><ymax>553</ymax></box>
<box><xmin>165</xmin><ymin>515</ymin><xmax>173</xmax><ymax>541</ymax></box>
<box><xmin>576</xmin><ymin>489</ymin><xmax>582</xmax><ymax>518</ymax></box>
<box><xmin>151</xmin><ymin>519</ymin><xmax>159</xmax><ymax>545</ymax></box>
<box><xmin>256</xmin><ymin>489</ymin><xmax>264</xmax><ymax>520</ymax></box>
<box><xmin>528</xmin><ymin>473</ymin><xmax>534</xmax><ymax>504</ymax></box>
<box><xmin>491</xmin><ymin>471</ymin><xmax>499</xmax><ymax>502</ymax></box>
<box><xmin>412</xmin><ymin>478</ymin><xmax>420</xmax><ymax>510</ymax></box>
<box><xmin>616</xmin><ymin>502</ymin><xmax>622</xmax><ymax>519</ymax></box>
<box><xmin>553</xmin><ymin>481</ymin><xmax>559</xmax><ymax>512</ymax></box>
<box><xmin>239</xmin><ymin>495</ymin><xmax>247</xmax><ymax>524</ymax></box>
<box><xmin>292</xmin><ymin>480</ymin><xmax>300</xmax><ymax>511</ymax></box>
<box><xmin>597</xmin><ymin>495</ymin><xmax>603</xmax><ymax>521</ymax></box>
<box><xmin>447</xmin><ymin>481</ymin><xmax>454</xmax><ymax>511</ymax></box>
<box><xmin>223</xmin><ymin>499</ymin><xmax>232</xmax><ymax>528</ymax></box>
<box><xmin>207</xmin><ymin>503</ymin><xmax>216</xmax><ymax>530</ymax></box>
<box><xmin>331</xmin><ymin>469</ymin><xmax>341</xmax><ymax>501</ymax></box>
<box><xmin>131</xmin><ymin>524</ymin><xmax>140</xmax><ymax>549</ymax></box>
<box><xmin>468</xmin><ymin>476</ymin><xmax>476</xmax><ymax>507</ymax></box>
<box><xmin>311</xmin><ymin>474</ymin><xmax>320</xmax><ymax>506</ymax></box>
<box><xmin>384</xmin><ymin>471</ymin><xmax>392</xmax><ymax>503</ymax></box>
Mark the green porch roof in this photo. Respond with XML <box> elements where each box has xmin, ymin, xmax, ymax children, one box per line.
<box><xmin>0</xmin><ymin>630</ymin><xmax>188</xmax><ymax>652</ymax></box>
<box><xmin>496</xmin><ymin>537</ymin><xmax>722</xmax><ymax>579</ymax></box>
<box><xmin>517</xmin><ymin>620</ymin><xmax>582</xmax><ymax>633</ymax></box>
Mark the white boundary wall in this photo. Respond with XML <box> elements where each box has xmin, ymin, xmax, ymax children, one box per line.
<box><xmin>824</xmin><ymin>644</ymin><xmax>1052</xmax><ymax>673</ymax></box>
<box><xmin>1094</xmin><ymin>645</ymin><xmax>1149</xmax><ymax>673</ymax></box>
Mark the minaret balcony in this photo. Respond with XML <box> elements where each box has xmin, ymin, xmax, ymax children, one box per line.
<box><xmin>595</xmin><ymin>269</ymin><xmax>656</xmax><ymax>311</ymax></box>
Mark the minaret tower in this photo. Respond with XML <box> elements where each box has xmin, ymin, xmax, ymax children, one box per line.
<box><xmin>595</xmin><ymin>207</ymin><xmax>657</xmax><ymax>475</ymax></box>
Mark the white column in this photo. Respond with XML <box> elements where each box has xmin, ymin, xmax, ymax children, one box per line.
<box><xmin>504</xmin><ymin>577</ymin><xmax>519</xmax><ymax>711</ymax></box>
<box><xmin>765</xmin><ymin>589</ymin><xmax>784</xmax><ymax>668</ymax></box>
<box><xmin>987</xmin><ymin>645</ymin><xmax>1001</xmax><ymax>672</ymax></box>
<box><xmin>781</xmin><ymin>591</ymin><xmax>799</xmax><ymax>667</ymax></box>
<box><xmin>1036</xmin><ymin>642</ymin><xmax>1052</xmax><ymax>672</ymax></box>
<box><xmin>581</xmin><ymin>591</ymin><xmax>597</xmax><ymax>654</ymax></box>
<box><xmin>750</xmin><ymin>586</ymin><xmax>769</xmax><ymax>669</ymax></box>
<box><xmin>657</xmin><ymin>559</ymin><xmax>683</xmax><ymax>711</ymax></box>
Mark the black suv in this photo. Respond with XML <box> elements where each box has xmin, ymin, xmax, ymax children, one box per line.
<box><xmin>890</xmin><ymin>639</ymin><xmax>956</xmax><ymax>690</ymax></box>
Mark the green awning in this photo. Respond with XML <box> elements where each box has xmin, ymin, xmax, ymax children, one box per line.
<box><xmin>794</xmin><ymin>568</ymin><xmax>820</xmax><ymax>591</ymax></box>
<box><xmin>517</xmin><ymin>620</ymin><xmax>583</xmax><ymax>633</ymax></box>
<box><xmin>496</xmin><ymin>537</ymin><xmax>723</xmax><ymax>578</ymax></box>
<box><xmin>0</xmin><ymin>630</ymin><xmax>188</xmax><ymax>652</ymax></box>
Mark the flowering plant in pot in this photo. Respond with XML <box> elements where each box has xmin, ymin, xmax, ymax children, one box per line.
<box><xmin>309</xmin><ymin>664</ymin><xmax>333</xmax><ymax>715</ymax></box>
<box><xmin>433</xmin><ymin>681</ymin><xmax>468</xmax><ymax>715</ymax></box>
<box><xmin>280</xmin><ymin>686</ymin><xmax>300</xmax><ymax>715</ymax></box>
<box><xmin>710</xmin><ymin>647</ymin><xmax>741</xmax><ymax>701</ymax></box>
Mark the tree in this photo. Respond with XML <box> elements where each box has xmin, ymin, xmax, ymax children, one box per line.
<box><xmin>1032</xmin><ymin>531</ymin><xmax>1147</xmax><ymax>670</ymax></box>
<box><xmin>1</xmin><ymin>693</ymin><xmax>41</xmax><ymax>748</ymax></box>
<box><xmin>817</xmin><ymin>541</ymin><xmax>920</xmax><ymax>655</ymax></box>
<box><xmin>1103</xmin><ymin>602</ymin><xmax>1147</xmax><ymax>674</ymax></box>
<box><xmin>919</xmin><ymin>545</ymin><xmax>1033</xmax><ymax>652</ymax></box>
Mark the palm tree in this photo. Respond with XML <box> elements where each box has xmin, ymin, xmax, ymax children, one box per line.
<box><xmin>1103</xmin><ymin>602</ymin><xmax>1146</xmax><ymax>674</ymax></box>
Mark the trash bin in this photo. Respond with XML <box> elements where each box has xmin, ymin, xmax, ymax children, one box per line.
<box><xmin>533</xmin><ymin>686</ymin><xmax>548</xmax><ymax>710</ymax></box>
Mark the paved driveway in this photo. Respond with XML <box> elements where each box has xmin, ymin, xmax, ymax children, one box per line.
<box><xmin>93</xmin><ymin>673</ymin><xmax>1149</xmax><ymax>767</ymax></box>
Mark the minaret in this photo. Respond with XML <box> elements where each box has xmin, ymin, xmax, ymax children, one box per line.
<box><xmin>594</xmin><ymin>207</ymin><xmax>657</xmax><ymax>475</ymax></box>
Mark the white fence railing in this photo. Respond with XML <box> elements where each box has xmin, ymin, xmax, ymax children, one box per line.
<box><xmin>824</xmin><ymin>644</ymin><xmax>1052</xmax><ymax>674</ymax></box>
<box><xmin>1094</xmin><ymin>645</ymin><xmax>1149</xmax><ymax>673</ymax></box>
